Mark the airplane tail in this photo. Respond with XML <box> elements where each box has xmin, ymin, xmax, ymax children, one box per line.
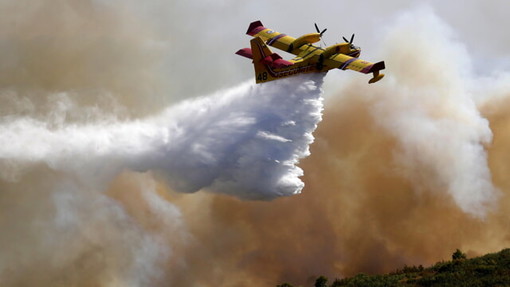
<box><xmin>249</xmin><ymin>37</ymin><xmax>274</xmax><ymax>83</ymax></box>
<box><xmin>236</xmin><ymin>37</ymin><xmax>294</xmax><ymax>84</ymax></box>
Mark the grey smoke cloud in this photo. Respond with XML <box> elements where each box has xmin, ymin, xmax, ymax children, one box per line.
<box><xmin>0</xmin><ymin>64</ymin><xmax>325</xmax><ymax>286</ymax></box>
<box><xmin>370</xmin><ymin>6</ymin><xmax>499</xmax><ymax>217</ymax></box>
<box><xmin>1</xmin><ymin>1</ymin><xmax>510</xmax><ymax>286</ymax></box>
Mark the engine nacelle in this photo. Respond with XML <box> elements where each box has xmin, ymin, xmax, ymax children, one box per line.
<box><xmin>321</xmin><ymin>44</ymin><xmax>348</xmax><ymax>59</ymax></box>
<box><xmin>288</xmin><ymin>33</ymin><xmax>321</xmax><ymax>52</ymax></box>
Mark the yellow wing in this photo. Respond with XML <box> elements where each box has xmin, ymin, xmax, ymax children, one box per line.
<box><xmin>324</xmin><ymin>53</ymin><xmax>382</xmax><ymax>73</ymax></box>
<box><xmin>247</xmin><ymin>21</ymin><xmax>295</xmax><ymax>53</ymax></box>
<box><xmin>324</xmin><ymin>53</ymin><xmax>385</xmax><ymax>83</ymax></box>
<box><xmin>247</xmin><ymin>21</ymin><xmax>323</xmax><ymax>56</ymax></box>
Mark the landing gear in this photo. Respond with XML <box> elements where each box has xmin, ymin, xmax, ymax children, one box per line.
<box><xmin>316</xmin><ymin>54</ymin><xmax>324</xmax><ymax>70</ymax></box>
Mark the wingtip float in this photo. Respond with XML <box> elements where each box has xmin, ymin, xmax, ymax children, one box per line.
<box><xmin>236</xmin><ymin>20</ymin><xmax>386</xmax><ymax>84</ymax></box>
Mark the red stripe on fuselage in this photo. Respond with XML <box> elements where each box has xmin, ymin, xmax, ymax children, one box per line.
<box><xmin>255</xmin><ymin>41</ymin><xmax>315</xmax><ymax>79</ymax></box>
<box><xmin>248</xmin><ymin>26</ymin><xmax>267</xmax><ymax>36</ymax></box>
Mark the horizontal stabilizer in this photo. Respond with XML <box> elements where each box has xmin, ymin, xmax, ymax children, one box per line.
<box><xmin>247</xmin><ymin>20</ymin><xmax>265</xmax><ymax>36</ymax></box>
<box><xmin>272</xmin><ymin>59</ymin><xmax>293</xmax><ymax>68</ymax></box>
<box><xmin>236</xmin><ymin>48</ymin><xmax>253</xmax><ymax>59</ymax></box>
<box><xmin>262</xmin><ymin>53</ymin><xmax>293</xmax><ymax>69</ymax></box>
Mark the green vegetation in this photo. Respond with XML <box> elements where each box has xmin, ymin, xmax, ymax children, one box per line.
<box><xmin>277</xmin><ymin>248</ymin><xmax>510</xmax><ymax>287</ymax></box>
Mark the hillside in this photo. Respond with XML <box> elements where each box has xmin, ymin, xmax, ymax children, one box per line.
<box><xmin>277</xmin><ymin>249</ymin><xmax>510</xmax><ymax>287</ymax></box>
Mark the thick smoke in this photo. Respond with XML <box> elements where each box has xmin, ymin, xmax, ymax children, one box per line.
<box><xmin>365</xmin><ymin>7</ymin><xmax>499</xmax><ymax>218</ymax></box>
<box><xmin>2</xmin><ymin>1</ymin><xmax>510</xmax><ymax>287</ymax></box>
<box><xmin>0</xmin><ymin>1</ymin><xmax>323</xmax><ymax>285</ymax></box>
<box><xmin>161</xmin><ymin>6</ymin><xmax>510</xmax><ymax>287</ymax></box>
<box><xmin>0</xmin><ymin>69</ymin><xmax>324</xmax><ymax>287</ymax></box>
<box><xmin>0</xmin><ymin>154</ymin><xmax>179</xmax><ymax>286</ymax></box>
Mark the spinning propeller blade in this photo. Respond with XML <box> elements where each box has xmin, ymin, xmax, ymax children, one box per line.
<box><xmin>314</xmin><ymin>23</ymin><xmax>327</xmax><ymax>37</ymax></box>
<box><xmin>343</xmin><ymin>34</ymin><xmax>355</xmax><ymax>44</ymax></box>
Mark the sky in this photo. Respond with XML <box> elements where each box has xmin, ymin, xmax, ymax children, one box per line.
<box><xmin>1</xmin><ymin>0</ymin><xmax>510</xmax><ymax>286</ymax></box>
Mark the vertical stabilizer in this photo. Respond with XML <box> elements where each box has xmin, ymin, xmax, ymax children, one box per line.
<box><xmin>250</xmin><ymin>37</ymin><xmax>274</xmax><ymax>83</ymax></box>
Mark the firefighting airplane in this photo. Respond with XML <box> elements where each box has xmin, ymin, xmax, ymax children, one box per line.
<box><xmin>236</xmin><ymin>20</ymin><xmax>385</xmax><ymax>84</ymax></box>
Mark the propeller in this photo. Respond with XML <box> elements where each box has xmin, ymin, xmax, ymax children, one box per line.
<box><xmin>314</xmin><ymin>23</ymin><xmax>327</xmax><ymax>37</ymax></box>
<box><xmin>343</xmin><ymin>34</ymin><xmax>355</xmax><ymax>44</ymax></box>
<box><xmin>314</xmin><ymin>23</ymin><xmax>328</xmax><ymax>46</ymax></box>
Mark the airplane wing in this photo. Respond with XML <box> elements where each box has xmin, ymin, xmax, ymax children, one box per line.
<box><xmin>247</xmin><ymin>21</ymin><xmax>334</xmax><ymax>61</ymax></box>
<box><xmin>324</xmin><ymin>53</ymin><xmax>385</xmax><ymax>83</ymax></box>
<box><xmin>325</xmin><ymin>53</ymin><xmax>383</xmax><ymax>73</ymax></box>
<box><xmin>246</xmin><ymin>21</ymin><xmax>322</xmax><ymax>56</ymax></box>
<box><xmin>246</xmin><ymin>21</ymin><xmax>296</xmax><ymax>53</ymax></box>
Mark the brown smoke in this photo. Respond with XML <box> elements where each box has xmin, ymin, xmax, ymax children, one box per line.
<box><xmin>2</xmin><ymin>2</ymin><xmax>510</xmax><ymax>287</ymax></box>
<box><xmin>162</xmin><ymin>91</ymin><xmax>510</xmax><ymax>286</ymax></box>
<box><xmin>0</xmin><ymin>0</ymin><xmax>170</xmax><ymax>119</ymax></box>
<box><xmin>154</xmin><ymin>8</ymin><xmax>510</xmax><ymax>286</ymax></box>
<box><xmin>0</xmin><ymin>1</ymin><xmax>184</xmax><ymax>286</ymax></box>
